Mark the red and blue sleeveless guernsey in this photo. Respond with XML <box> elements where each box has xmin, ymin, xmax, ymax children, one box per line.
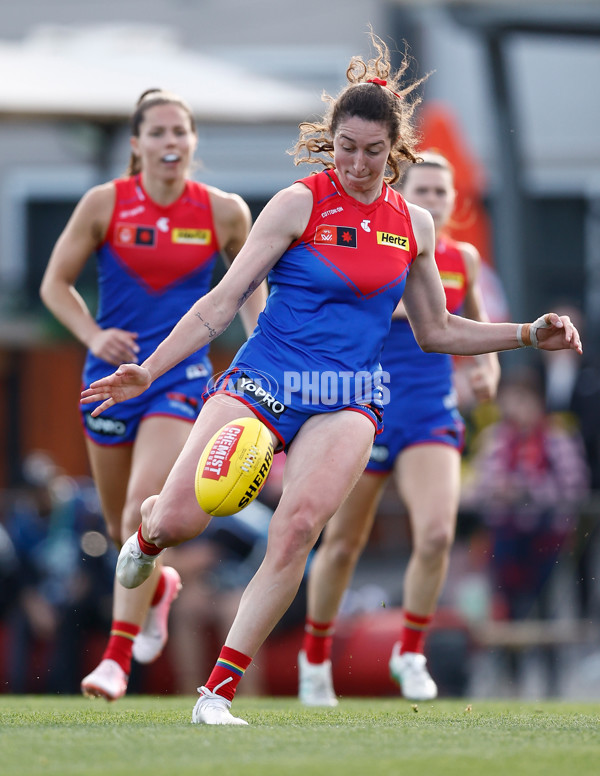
<box><xmin>366</xmin><ymin>234</ymin><xmax>469</xmax><ymax>471</ymax></box>
<box><xmin>82</xmin><ymin>176</ymin><xmax>221</xmax><ymax>441</ymax></box>
<box><xmin>222</xmin><ymin>169</ymin><xmax>418</xmax><ymax>441</ymax></box>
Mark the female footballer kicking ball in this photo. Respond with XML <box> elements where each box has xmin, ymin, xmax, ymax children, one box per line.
<box><xmin>81</xmin><ymin>36</ymin><xmax>581</xmax><ymax>724</ymax></box>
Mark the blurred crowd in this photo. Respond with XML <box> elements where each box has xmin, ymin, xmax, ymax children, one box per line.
<box><xmin>1</xmin><ymin>336</ymin><xmax>599</xmax><ymax>697</ymax></box>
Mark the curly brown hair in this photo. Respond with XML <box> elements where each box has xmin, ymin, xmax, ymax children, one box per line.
<box><xmin>126</xmin><ymin>88</ymin><xmax>196</xmax><ymax>177</ymax></box>
<box><xmin>292</xmin><ymin>33</ymin><xmax>428</xmax><ymax>185</ymax></box>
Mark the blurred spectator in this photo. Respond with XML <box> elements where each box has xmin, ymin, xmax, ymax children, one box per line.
<box><xmin>539</xmin><ymin>304</ymin><xmax>600</xmax><ymax>616</ymax></box>
<box><xmin>461</xmin><ymin>368</ymin><xmax>590</xmax><ymax>693</ymax></box>
<box><xmin>2</xmin><ymin>451</ymin><xmax>116</xmax><ymax>693</ymax></box>
<box><xmin>0</xmin><ymin>517</ymin><xmax>19</xmax><ymax>619</ymax></box>
<box><xmin>569</xmin><ymin>355</ymin><xmax>600</xmax><ymax>490</ymax></box>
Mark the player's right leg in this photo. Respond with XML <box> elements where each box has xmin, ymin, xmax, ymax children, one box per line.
<box><xmin>81</xmin><ymin>416</ymin><xmax>190</xmax><ymax>701</ymax></box>
<box><xmin>193</xmin><ymin>408</ymin><xmax>376</xmax><ymax>724</ymax></box>
<box><xmin>388</xmin><ymin>443</ymin><xmax>461</xmax><ymax>701</ymax></box>
<box><xmin>80</xmin><ymin>440</ymin><xmax>134</xmax><ymax>701</ymax></box>
<box><xmin>299</xmin><ymin>472</ymin><xmax>386</xmax><ymax>706</ymax></box>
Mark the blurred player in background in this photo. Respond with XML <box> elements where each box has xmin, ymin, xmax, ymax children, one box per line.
<box><xmin>40</xmin><ymin>88</ymin><xmax>265</xmax><ymax>701</ymax></box>
<box><xmin>80</xmin><ymin>35</ymin><xmax>581</xmax><ymax>725</ymax></box>
<box><xmin>298</xmin><ymin>152</ymin><xmax>500</xmax><ymax>706</ymax></box>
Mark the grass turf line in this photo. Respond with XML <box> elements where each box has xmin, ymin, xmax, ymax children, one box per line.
<box><xmin>1</xmin><ymin>696</ymin><xmax>599</xmax><ymax>776</ymax></box>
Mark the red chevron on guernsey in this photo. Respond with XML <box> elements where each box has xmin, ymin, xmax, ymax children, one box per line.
<box><xmin>201</xmin><ymin>424</ymin><xmax>243</xmax><ymax>480</ymax></box>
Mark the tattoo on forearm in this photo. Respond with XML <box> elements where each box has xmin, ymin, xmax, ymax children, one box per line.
<box><xmin>195</xmin><ymin>312</ymin><xmax>217</xmax><ymax>339</ymax></box>
<box><xmin>238</xmin><ymin>281</ymin><xmax>258</xmax><ymax>307</ymax></box>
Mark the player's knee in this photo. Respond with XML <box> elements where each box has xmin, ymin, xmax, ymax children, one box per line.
<box><xmin>273</xmin><ymin>502</ymin><xmax>325</xmax><ymax>565</ymax></box>
<box><xmin>417</xmin><ymin>525</ymin><xmax>454</xmax><ymax>561</ymax></box>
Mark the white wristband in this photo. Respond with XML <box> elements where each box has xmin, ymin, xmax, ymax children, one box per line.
<box><xmin>529</xmin><ymin>315</ymin><xmax>553</xmax><ymax>349</ymax></box>
<box><xmin>516</xmin><ymin>323</ymin><xmax>527</xmax><ymax>348</ymax></box>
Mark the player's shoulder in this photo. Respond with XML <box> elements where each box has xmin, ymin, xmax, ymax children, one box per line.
<box><xmin>72</xmin><ymin>180</ymin><xmax>116</xmax><ymax>228</ymax></box>
<box><xmin>406</xmin><ymin>200</ymin><xmax>434</xmax><ymax>231</ymax></box>
<box><xmin>454</xmin><ymin>239</ymin><xmax>481</xmax><ymax>276</ymax></box>
<box><xmin>406</xmin><ymin>201</ymin><xmax>435</xmax><ymax>254</ymax></box>
<box><xmin>205</xmin><ymin>183</ymin><xmax>250</xmax><ymax>225</ymax></box>
<box><xmin>80</xmin><ymin>180</ymin><xmax>116</xmax><ymax>207</ymax></box>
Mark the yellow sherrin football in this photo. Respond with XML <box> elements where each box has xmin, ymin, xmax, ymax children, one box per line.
<box><xmin>195</xmin><ymin>416</ymin><xmax>274</xmax><ymax>517</ymax></box>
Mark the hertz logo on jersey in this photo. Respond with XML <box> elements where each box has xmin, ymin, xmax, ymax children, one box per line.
<box><xmin>440</xmin><ymin>271</ymin><xmax>465</xmax><ymax>290</ymax></box>
<box><xmin>376</xmin><ymin>232</ymin><xmax>409</xmax><ymax>251</ymax></box>
<box><xmin>171</xmin><ymin>228</ymin><xmax>212</xmax><ymax>245</ymax></box>
<box><xmin>315</xmin><ymin>224</ymin><xmax>357</xmax><ymax>248</ymax></box>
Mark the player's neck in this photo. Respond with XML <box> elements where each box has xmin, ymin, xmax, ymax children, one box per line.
<box><xmin>141</xmin><ymin>174</ymin><xmax>186</xmax><ymax>207</ymax></box>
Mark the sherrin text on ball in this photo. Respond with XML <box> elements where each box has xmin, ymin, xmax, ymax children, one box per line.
<box><xmin>195</xmin><ymin>416</ymin><xmax>274</xmax><ymax>516</ymax></box>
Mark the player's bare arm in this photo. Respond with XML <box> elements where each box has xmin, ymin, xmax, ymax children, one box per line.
<box><xmin>210</xmin><ymin>186</ymin><xmax>267</xmax><ymax>337</ymax></box>
<box><xmin>458</xmin><ymin>241</ymin><xmax>501</xmax><ymax>401</ymax></box>
<box><xmin>41</xmin><ymin>183</ymin><xmax>140</xmax><ymax>364</ymax></box>
<box><xmin>403</xmin><ymin>205</ymin><xmax>582</xmax><ymax>356</ymax></box>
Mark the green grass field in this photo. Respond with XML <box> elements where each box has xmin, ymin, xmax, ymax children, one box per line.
<box><xmin>1</xmin><ymin>695</ymin><xmax>599</xmax><ymax>776</ymax></box>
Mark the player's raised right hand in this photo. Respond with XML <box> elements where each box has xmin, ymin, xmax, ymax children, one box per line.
<box><xmin>80</xmin><ymin>363</ymin><xmax>151</xmax><ymax>416</ymax></box>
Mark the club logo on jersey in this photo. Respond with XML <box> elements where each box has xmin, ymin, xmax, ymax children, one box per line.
<box><xmin>115</xmin><ymin>223</ymin><xmax>156</xmax><ymax>247</ymax></box>
<box><xmin>376</xmin><ymin>232</ymin><xmax>409</xmax><ymax>251</ymax></box>
<box><xmin>440</xmin><ymin>271</ymin><xmax>465</xmax><ymax>290</ymax></box>
<box><xmin>172</xmin><ymin>228</ymin><xmax>212</xmax><ymax>245</ymax></box>
<box><xmin>315</xmin><ymin>225</ymin><xmax>357</xmax><ymax>248</ymax></box>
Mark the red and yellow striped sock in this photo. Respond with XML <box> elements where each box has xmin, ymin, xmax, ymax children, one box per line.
<box><xmin>103</xmin><ymin>620</ymin><xmax>140</xmax><ymax>675</ymax></box>
<box><xmin>205</xmin><ymin>646</ymin><xmax>252</xmax><ymax>702</ymax></box>
<box><xmin>400</xmin><ymin>611</ymin><xmax>432</xmax><ymax>655</ymax></box>
<box><xmin>302</xmin><ymin>618</ymin><xmax>335</xmax><ymax>664</ymax></box>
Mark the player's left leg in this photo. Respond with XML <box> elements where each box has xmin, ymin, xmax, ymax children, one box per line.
<box><xmin>389</xmin><ymin>443</ymin><xmax>461</xmax><ymax>701</ymax></box>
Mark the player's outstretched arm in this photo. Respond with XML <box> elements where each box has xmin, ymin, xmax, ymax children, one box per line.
<box><xmin>403</xmin><ymin>206</ymin><xmax>583</xmax><ymax>357</ymax></box>
<box><xmin>81</xmin><ymin>363</ymin><xmax>152</xmax><ymax>417</ymax></box>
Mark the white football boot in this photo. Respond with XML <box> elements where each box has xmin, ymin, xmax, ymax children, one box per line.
<box><xmin>133</xmin><ymin>566</ymin><xmax>182</xmax><ymax>664</ymax></box>
<box><xmin>298</xmin><ymin>650</ymin><xmax>339</xmax><ymax>707</ymax></box>
<box><xmin>81</xmin><ymin>659</ymin><xmax>128</xmax><ymax>701</ymax></box>
<box><xmin>116</xmin><ymin>532</ymin><xmax>164</xmax><ymax>589</ymax></box>
<box><xmin>191</xmin><ymin>686</ymin><xmax>248</xmax><ymax>726</ymax></box>
<box><xmin>389</xmin><ymin>642</ymin><xmax>438</xmax><ymax>701</ymax></box>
